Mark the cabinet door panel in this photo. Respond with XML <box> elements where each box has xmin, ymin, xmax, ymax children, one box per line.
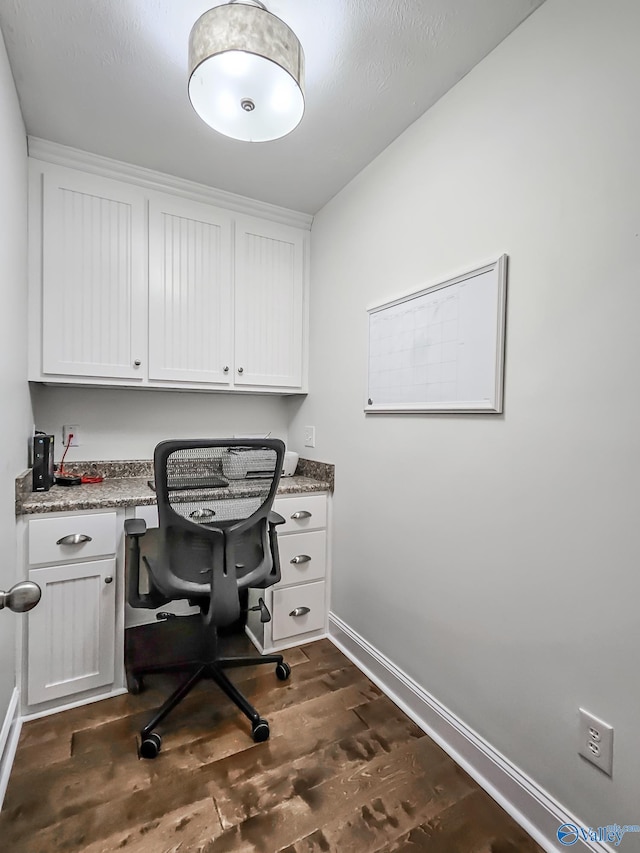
<box><xmin>148</xmin><ymin>195</ymin><xmax>232</xmax><ymax>383</ymax></box>
<box><xmin>27</xmin><ymin>559</ymin><xmax>116</xmax><ymax>705</ymax></box>
<box><xmin>41</xmin><ymin>167</ymin><xmax>145</xmax><ymax>379</ymax></box>
<box><xmin>234</xmin><ymin>216</ymin><xmax>304</xmax><ymax>388</ymax></box>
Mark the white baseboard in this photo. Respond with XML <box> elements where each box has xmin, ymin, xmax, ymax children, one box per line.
<box><xmin>0</xmin><ymin>688</ymin><xmax>22</xmax><ymax>809</ymax></box>
<box><xmin>328</xmin><ymin>612</ymin><xmax>614</xmax><ymax>853</ymax></box>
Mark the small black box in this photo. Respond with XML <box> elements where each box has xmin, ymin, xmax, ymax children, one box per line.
<box><xmin>32</xmin><ymin>434</ymin><xmax>55</xmax><ymax>492</ymax></box>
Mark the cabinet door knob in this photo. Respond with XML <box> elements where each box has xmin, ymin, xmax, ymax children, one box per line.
<box><xmin>223</xmin><ymin>365</ymin><xmax>229</xmax><ymax>373</ymax></box>
<box><xmin>289</xmin><ymin>606</ymin><xmax>310</xmax><ymax>618</ymax></box>
<box><xmin>237</xmin><ymin>367</ymin><xmax>244</xmax><ymax>374</ymax></box>
<box><xmin>290</xmin><ymin>554</ymin><xmax>311</xmax><ymax>565</ymax></box>
<box><xmin>104</xmin><ymin>576</ymin><xmax>113</xmax><ymax>584</ymax></box>
<box><xmin>291</xmin><ymin>510</ymin><xmax>311</xmax><ymax>520</ymax></box>
<box><xmin>56</xmin><ymin>533</ymin><xmax>92</xmax><ymax>546</ymax></box>
<box><xmin>134</xmin><ymin>360</ymin><xmax>142</xmax><ymax>367</ymax></box>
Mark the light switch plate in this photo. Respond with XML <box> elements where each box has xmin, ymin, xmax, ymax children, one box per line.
<box><xmin>303</xmin><ymin>426</ymin><xmax>316</xmax><ymax>448</ymax></box>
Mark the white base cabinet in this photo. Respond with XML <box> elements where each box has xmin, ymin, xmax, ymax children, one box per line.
<box><xmin>22</xmin><ymin>510</ymin><xmax>120</xmax><ymax>710</ymax></box>
<box><xmin>27</xmin><ymin>559</ymin><xmax>116</xmax><ymax>705</ymax></box>
<box><xmin>247</xmin><ymin>493</ymin><xmax>330</xmax><ymax>653</ymax></box>
<box><xmin>18</xmin><ymin>491</ymin><xmax>329</xmax><ymax>713</ymax></box>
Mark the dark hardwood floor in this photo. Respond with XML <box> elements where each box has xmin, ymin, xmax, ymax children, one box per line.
<box><xmin>1</xmin><ymin>637</ymin><xmax>544</xmax><ymax>852</ymax></box>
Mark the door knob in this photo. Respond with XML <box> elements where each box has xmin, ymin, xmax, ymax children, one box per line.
<box><xmin>0</xmin><ymin>581</ymin><xmax>42</xmax><ymax>613</ymax></box>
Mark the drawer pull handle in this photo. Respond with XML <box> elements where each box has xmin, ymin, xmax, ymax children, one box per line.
<box><xmin>56</xmin><ymin>534</ymin><xmax>93</xmax><ymax>546</ymax></box>
<box><xmin>289</xmin><ymin>606</ymin><xmax>310</xmax><ymax>618</ymax></box>
<box><xmin>290</xmin><ymin>554</ymin><xmax>311</xmax><ymax>565</ymax></box>
<box><xmin>104</xmin><ymin>576</ymin><xmax>113</xmax><ymax>584</ymax></box>
<box><xmin>291</xmin><ymin>511</ymin><xmax>311</xmax><ymax>520</ymax></box>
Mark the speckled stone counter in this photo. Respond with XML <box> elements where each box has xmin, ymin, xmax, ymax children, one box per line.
<box><xmin>16</xmin><ymin>458</ymin><xmax>334</xmax><ymax>516</ymax></box>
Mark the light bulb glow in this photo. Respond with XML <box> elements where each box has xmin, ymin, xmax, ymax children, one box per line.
<box><xmin>216</xmin><ymin>90</ymin><xmax>237</xmax><ymax>118</ymax></box>
<box><xmin>270</xmin><ymin>82</ymin><xmax>296</xmax><ymax>113</ymax></box>
<box><xmin>216</xmin><ymin>50</ymin><xmax>251</xmax><ymax>77</ymax></box>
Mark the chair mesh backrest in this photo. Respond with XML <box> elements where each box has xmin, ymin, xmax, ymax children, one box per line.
<box><xmin>152</xmin><ymin>440</ymin><xmax>284</xmax><ymax>624</ymax></box>
<box><xmin>163</xmin><ymin>444</ymin><xmax>279</xmax><ymax>526</ymax></box>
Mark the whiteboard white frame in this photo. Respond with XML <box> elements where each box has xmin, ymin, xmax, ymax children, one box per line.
<box><xmin>365</xmin><ymin>255</ymin><xmax>508</xmax><ymax>414</ymax></box>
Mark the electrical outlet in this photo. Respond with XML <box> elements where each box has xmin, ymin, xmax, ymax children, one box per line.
<box><xmin>62</xmin><ymin>424</ymin><xmax>80</xmax><ymax>447</ymax></box>
<box><xmin>579</xmin><ymin>708</ymin><xmax>613</xmax><ymax>776</ymax></box>
<box><xmin>303</xmin><ymin>425</ymin><xmax>316</xmax><ymax>448</ymax></box>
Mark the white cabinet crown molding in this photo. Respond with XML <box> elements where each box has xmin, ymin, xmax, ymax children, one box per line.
<box><xmin>27</xmin><ymin>137</ymin><xmax>313</xmax><ymax>231</ymax></box>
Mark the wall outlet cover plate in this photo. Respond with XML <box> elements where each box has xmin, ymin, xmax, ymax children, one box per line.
<box><xmin>578</xmin><ymin>708</ymin><xmax>613</xmax><ymax>776</ymax></box>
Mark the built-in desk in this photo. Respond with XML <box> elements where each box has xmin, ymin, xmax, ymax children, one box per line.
<box><xmin>15</xmin><ymin>459</ymin><xmax>333</xmax><ymax>717</ymax></box>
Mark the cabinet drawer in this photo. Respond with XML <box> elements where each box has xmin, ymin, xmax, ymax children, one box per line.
<box><xmin>276</xmin><ymin>530</ymin><xmax>326</xmax><ymax>587</ymax></box>
<box><xmin>273</xmin><ymin>494</ymin><xmax>327</xmax><ymax>533</ymax></box>
<box><xmin>28</xmin><ymin>512</ymin><xmax>118</xmax><ymax>566</ymax></box>
<box><xmin>272</xmin><ymin>581</ymin><xmax>325</xmax><ymax>641</ymax></box>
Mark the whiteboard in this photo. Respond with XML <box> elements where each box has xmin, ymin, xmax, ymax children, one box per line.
<box><xmin>365</xmin><ymin>255</ymin><xmax>507</xmax><ymax>413</ymax></box>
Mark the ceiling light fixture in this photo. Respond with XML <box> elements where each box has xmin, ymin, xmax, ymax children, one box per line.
<box><xmin>188</xmin><ymin>0</ymin><xmax>305</xmax><ymax>143</ymax></box>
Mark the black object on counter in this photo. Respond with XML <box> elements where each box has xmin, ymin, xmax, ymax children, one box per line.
<box><xmin>55</xmin><ymin>474</ymin><xmax>82</xmax><ymax>486</ymax></box>
<box><xmin>32</xmin><ymin>433</ymin><xmax>55</xmax><ymax>492</ymax></box>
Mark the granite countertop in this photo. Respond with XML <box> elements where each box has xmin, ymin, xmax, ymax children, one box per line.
<box><xmin>16</xmin><ymin>458</ymin><xmax>334</xmax><ymax>516</ymax></box>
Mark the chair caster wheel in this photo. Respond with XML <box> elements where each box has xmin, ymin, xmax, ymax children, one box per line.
<box><xmin>139</xmin><ymin>732</ymin><xmax>162</xmax><ymax>759</ymax></box>
<box><xmin>252</xmin><ymin>718</ymin><xmax>270</xmax><ymax>743</ymax></box>
<box><xmin>128</xmin><ymin>675</ymin><xmax>144</xmax><ymax>695</ymax></box>
<box><xmin>275</xmin><ymin>661</ymin><xmax>291</xmax><ymax>681</ymax></box>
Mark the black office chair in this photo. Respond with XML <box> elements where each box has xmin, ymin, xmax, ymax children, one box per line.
<box><xmin>124</xmin><ymin>438</ymin><xmax>291</xmax><ymax>759</ymax></box>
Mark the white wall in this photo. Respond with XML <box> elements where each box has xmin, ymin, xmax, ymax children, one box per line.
<box><xmin>289</xmin><ymin>0</ymin><xmax>640</xmax><ymax>832</ymax></box>
<box><xmin>31</xmin><ymin>385</ymin><xmax>291</xmax><ymax>463</ymax></box>
<box><xmin>0</xmin><ymin>31</ymin><xmax>33</xmax><ymax>719</ymax></box>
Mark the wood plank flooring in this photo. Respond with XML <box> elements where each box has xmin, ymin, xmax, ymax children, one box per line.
<box><xmin>0</xmin><ymin>638</ymin><xmax>544</xmax><ymax>852</ymax></box>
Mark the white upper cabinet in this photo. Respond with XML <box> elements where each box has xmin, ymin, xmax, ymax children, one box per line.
<box><xmin>148</xmin><ymin>194</ymin><xmax>233</xmax><ymax>385</ymax></box>
<box><xmin>234</xmin><ymin>216</ymin><xmax>305</xmax><ymax>388</ymax></box>
<box><xmin>28</xmin><ymin>149</ymin><xmax>310</xmax><ymax>394</ymax></box>
<box><xmin>40</xmin><ymin>165</ymin><xmax>146</xmax><ymax>380</ymax></box>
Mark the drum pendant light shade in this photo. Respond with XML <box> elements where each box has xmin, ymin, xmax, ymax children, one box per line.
<box><xmin>188</xmin><ymin>2</ymin><xmax>305</xmax><ymax>142</ymax></box>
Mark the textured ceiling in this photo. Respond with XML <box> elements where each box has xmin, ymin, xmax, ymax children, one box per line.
<box><xmin>0</xmin><ymin>0</ymin><xmax>544</xmax><ymax>214</ymax></box>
